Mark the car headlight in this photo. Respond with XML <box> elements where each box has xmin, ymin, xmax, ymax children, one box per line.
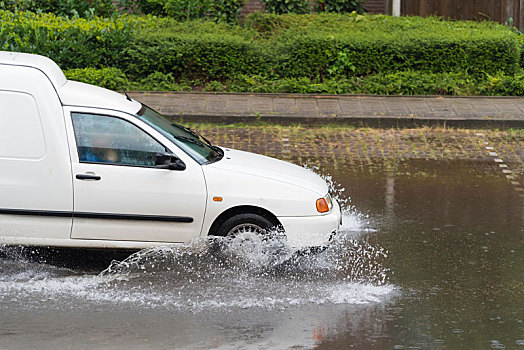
<box><xmin>316</xmin><ymin>193</ymin><xmax>333</xmax><ymax>213</ymax></box>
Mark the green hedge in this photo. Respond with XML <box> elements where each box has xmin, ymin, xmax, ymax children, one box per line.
<box><xmin>119</xmin><ymin>14</ymin><xmax>520</xmax><ymax>83</ymax></box>
<box><xmin>0</xmin><ymin>10</ymin><xmax>133</xmax><ymax>69</ymax></box>
<box><xmin>64</xmin><ymin>67</ymin><xmax>192</xmax><ymax>91</ymax></box>
<box><xmin>271</xmin><ymin>33</ymin><xmax>519</xmax><ymax>78</ymax></box>
<box><xmin>210</xmin><ymin>71</ymin><xmax>481</xmax><ymax>95</ymax></box>
<box><xmin>64</xmin><ymin>67</ymin><xmax>129</xmax><ymax>90</ymax></box>
<box><xmin>62</xmin><ymin>67</ymin><xmax>524</xmax><ymax>96</ymax></box>
<box><xmin>124</xmin><ymin>13</ymin><xmax>520</xmax><ymax>81</ymax></box>
<box><xmin>1</xmin><ymin>11</ymin><xmax>522</xmax><ymax>94</ymax></box>
<box><xmin>266</xmin><ymin>14</ymin><xmax>519</xmax><ymax>77</ymax></box>
<box><xmin>0</xmin><ymin>0</ymin><xmax>116</xmax><ymax>18</ymax></box>
<box><xmin>124</xmin><ymin>29</ymin><xmax>266</xmax><ymax>80</ymax></box>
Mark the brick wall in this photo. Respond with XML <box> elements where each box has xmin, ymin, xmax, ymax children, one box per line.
<box><xmin>240</xmin><ymin>0</ymin><xmax>263</xmax><ymax>16</ymax></box>
<box><xmin>240</xmin><ymin>0</ymin><xmax>388</xmax><ymax>15</ymax></box>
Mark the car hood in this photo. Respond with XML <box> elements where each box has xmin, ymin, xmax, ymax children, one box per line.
<box><xmin>206</xmin><ymin>148</ymin><xmax>328</xmax><ymax>196</ymax></box>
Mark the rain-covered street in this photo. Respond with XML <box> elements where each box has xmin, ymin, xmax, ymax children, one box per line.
<box><xmin>1</xmin><ymin>157</ymin><xmax>522</xmax><ymax>349</ymax></box>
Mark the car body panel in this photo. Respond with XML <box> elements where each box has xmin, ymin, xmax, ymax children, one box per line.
<box><xmin>0</xmin><ymin>62</ymin><xmax>73</xmax><ymax>242</ymax></box>
<box><xmin>0</xmin><ymin>51</ymin><xmax>341</xmax><ymax>250</ymax></box>
<box><xmin>62</xmin><ymin>107</ymin><xmax>208</xmax><ymax>243</ymax></box>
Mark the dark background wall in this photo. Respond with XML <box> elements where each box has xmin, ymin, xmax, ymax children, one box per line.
<box><xmin>402</xmin><ymin>0</ymin><xmax>523</xmax><ymax>30</ymax></box>
<box><xmin>240</xmin><ymin>0</ymin><xmax>388</xmax><ymax>16</ymax></box>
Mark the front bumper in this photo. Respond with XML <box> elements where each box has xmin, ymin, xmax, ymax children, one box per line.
<box><xmin>278</xmin><ymin>200</ymin><xmax>342</xmax><ymax>249</ymax></box>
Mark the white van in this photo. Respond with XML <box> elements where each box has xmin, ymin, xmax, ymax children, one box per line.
<box><xmin>0</xmin><ymin>52</ymin><xmax>341</xmax><ymax>250</ymax></box>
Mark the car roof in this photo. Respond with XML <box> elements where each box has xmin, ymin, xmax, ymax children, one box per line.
<box><xmin>0</xmin><ymin>51</ymin><xmax>141</xmax><ymax>114</ymax></box>
<box><xmin>59</xmin><ymin>81</ymin><xmax>141</xmax><ymax>114</ymax></box>
<box><xmin>0</xmin><ymin>51</ymin><xmax>67</xmax><ymax>89</ymax></box>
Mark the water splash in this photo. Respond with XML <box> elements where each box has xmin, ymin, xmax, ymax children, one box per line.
<box><xmin>0</xmin><ymin>233</ymin><xmax>392</xmax><ymax>311</ymax></box>
<box><xmin>0</xmin><ymin>168</ymin><xmax>393</xmax><ymax>311</ymax></box>
<box><xmin>303</xmin><ymin>164</ymin><xmax>374</xmax><ymax>234</ymax></box>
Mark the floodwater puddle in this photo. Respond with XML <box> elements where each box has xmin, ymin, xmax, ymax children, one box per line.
<box><xmin>1</xmin><ymin>159</ymin><xmax>522</xmax><ymax>349</ymax></box>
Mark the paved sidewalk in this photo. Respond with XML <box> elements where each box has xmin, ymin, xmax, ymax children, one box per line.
<box><xmin>128</xmin><ymin>92</ymin><xmax>524</xmax><ymax>127</ymax></box>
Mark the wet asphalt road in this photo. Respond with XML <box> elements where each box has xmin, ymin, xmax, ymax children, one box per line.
<box><xmin>1</xmin><ymin>157</ymin><xmax>522</xmax><ymax>349</ymax></box>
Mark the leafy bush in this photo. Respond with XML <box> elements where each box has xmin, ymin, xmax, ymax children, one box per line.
<box><xmin>358</xmin><ymin>71</ymin><xmax>475</xmax><ymax>95</ymax></box>
<box><xmin>0</xmin><ymin>0</ymin><xmax>116</xmax><ymax>17</ymax></box>
<box><xmin>267</xmin><ymin>14</ymin><xmax>520</xmax><ymax>78</ymax></box>
<box><xmin>62</xmin><ymin>66</ymin><xmax>524</xmax><ymax>96</ymax></box>
<box><xmin>316</xmin><ymin>0</ymin><xmax>365</xmax><ymax>14</ymax></box>
<box><xmin>273</xmin><ymin>33</ymin><xmax>518</xmax><ymax>78</ymax></box>
<box><xmin>223</xmin><ymin>71</ymin><xmax>478</xmax><ymax>95</ymax></box>
<box><xmin>124</xmin><ymin>29</ymin><xmax>266</xmax><ymax>81</ymax></box>
<box><xmin>212</xmin><ymin>0</ymin><xmax>245</xmax><ymax>23</ymax></box>
<box><xmin>261</xmin><ymin>0</ymin><xmax>310</xmax><ymax>15</ymax></box>
<box><xmin>163</xmin><ymin>0</ymin><xmax>211</xmax><ymax>21</ymax></box>
<box><xmin>117</xmin><ymin>0</ymin><xmax>244</xmax><ymax>23</ymax></box>
<box><xmin>123</xmin><ymin>14</ymin><xmax>519</xmax><ymax>84</ymax></box>
<box><xmin>64</xmin><ymin>67</ymin><xmax>129</xmax><ymax>90</ymax></box>
<box><xmin>64</xmin><ymin>68</ymin><xmax>192</xmax><ymax>91</ymax></box>
<box><xmin>3</xmin><ymin>11</ymin><xmax>522</xmax><ymax>96</ymax></box>
<box><xmin>116</xmin><ymin>0</ymin><xmax>166</xmax><ymax>16</ymax></box>
<box><xmin>479</xmin><ymin>73</ymin><xmax>524</xmax><ymax>96</ymax></box>
<box><xmin>0</xmin><ymin>10</ymin><xmax>133</xmax><ymax>69</ymax></box>
<box><xmin>132</xmin><ymin>71</ymin><xmax>192</xmax><ymax>91</ymax></box>
<box><xmin>242</xmin><ymin>11</ymin><xmax>283</xmax><ymax>38</ymax></box>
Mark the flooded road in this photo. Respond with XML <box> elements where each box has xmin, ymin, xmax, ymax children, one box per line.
<box><xmin>1</xmin><ymin>159</ymin><xmax>523</xmax><ymax>349</ymax></box>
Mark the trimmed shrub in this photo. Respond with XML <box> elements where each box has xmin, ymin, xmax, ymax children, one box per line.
<box><xmin>271</xmin><ymin>33</ymin><xmax>519</xmax><ymax>78</ymax></box>
<box><xmin>123</xmin><ymin>14</ymin><xmax>519</xmax><ymax>83</ymax></box>
<box><xmin>117</xmin><ymin>0</ymin><xmax>244</xmax><ymax>23</ymax></box>
<box><xmin>123</xmin><ymin>29</ymin><xmax>267</xmax><ymax>81</ymax></box>
<box><xmin>64</xmin><ymin>67</ymin><xmax>129</xmax><ymax>90</ymax></box>
<box><xmin>2</xmin><ymin>11</ymin><xmax>521</xmax><ymax>95</ymax></box>
<box><xmin>133</xmin><ymin>71</ymin><xmax>192</xmax><ymax>91</ymax></box>
<box><xmin>0</xmin><ymin>0</ymin><xmax>116</xmax><ymax>18</ymax></box>
<box><xmin>267</xmin><ymin>14</ymin><xmax>520</xmax><ymax>78</ymax></box>
<box><xmin>0</xmin><ymin>10</ymin><xmax>133</xmax><ymax>69</ymax></box>
<box><xmin>223</xmin><ymin>71</ymin><xmax>478</xmax><ymax>95</ymax></box>
<box><xmin>479</xmin><ymin>73</ymin><xmax>524</xmax><ymax>96</ymax></box>
<box><xmin>116</xmin><ymin>0</ymin><xmax>166</xmax><ymax>16</ymax></box>
<box><xmin>212</xmin><ymin>0</ymin><xmax>245</xmax><ymax>24</ymax></box>
<box><xmin>163</xmin><ymin>0</ymin><xmax>244</xmax><ymax>23</ymax></box>
<box><xmin>316</xmin><ymin>0</ymin><xmax>366</xmax><ymax>14</ymax></box>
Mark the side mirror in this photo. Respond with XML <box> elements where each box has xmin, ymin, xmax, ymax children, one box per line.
<box><xmin>155</xmin><ymin>152</ymin><xmax>186</xmax><ymax>171</ymax></box>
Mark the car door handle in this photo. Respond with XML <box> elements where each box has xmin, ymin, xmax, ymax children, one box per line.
<box><xmin>76</xmin><ymin>174</ymin><xmax>101</xmax><ymax>181</ymax></box>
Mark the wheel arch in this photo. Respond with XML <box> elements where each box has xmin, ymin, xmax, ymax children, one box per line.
<box><xmin>207</xmin><ymin>205</ymin><xmax>282</xmax><ymax>237</ymax></box>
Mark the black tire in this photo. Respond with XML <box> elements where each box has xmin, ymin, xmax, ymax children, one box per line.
<box><xmin>215</xmin><ymin>213</ymin><xmax>274</xmax><ymax>237</ymax></box>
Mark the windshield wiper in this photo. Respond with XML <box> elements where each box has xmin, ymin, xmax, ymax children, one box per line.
<box><xmin>171</xmin><ymin>123</ymin><xmax>213</xmax><ymax>146</ymax></box>
<box><xmin>173</xmin><ymin>134</ymin><xmax>223</xmax><ymax>163</ymax></box>
<box><xmin>173</xmin><ymin>135</ymin><xmax>207</xmax><ymax>147</ymax></box>
<box><xmin>210</xmin><ymin>144</ymin><xmax>223</xmax><ymax>155</ymax></box>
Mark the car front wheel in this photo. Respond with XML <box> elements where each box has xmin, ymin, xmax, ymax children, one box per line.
<box><xmin>216</xmin><ymin>213</ymin><xmax>275</xmax><ymax>237</ymax></box>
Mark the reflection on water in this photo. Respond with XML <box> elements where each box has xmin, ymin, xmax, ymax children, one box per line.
<box><xmin>1</xmin><ymin>159</ymin><xmax>523</xmax><ymax>349</ymax></box>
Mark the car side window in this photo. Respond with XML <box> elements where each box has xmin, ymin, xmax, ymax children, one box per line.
<box><xmin>71</xmin><ymin>113</ymin><xmax>166</xmax><ymax>167</ymax></box>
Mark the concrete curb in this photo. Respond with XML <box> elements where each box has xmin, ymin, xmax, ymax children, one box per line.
<box><xmin>128</xmin><ymin>92</ymin><xmax>524</xmax><ymax>128</ymax></box>
<box><xmin>169</xmin><ymin>114</ymin><xmax>524</xmax><ymax>129</ymax></box>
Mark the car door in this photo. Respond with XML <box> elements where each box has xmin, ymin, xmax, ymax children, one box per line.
<box><xmin>66</xmin><ymin>108</ymin><xmax>207</xmax><ymax>243</ymax></box>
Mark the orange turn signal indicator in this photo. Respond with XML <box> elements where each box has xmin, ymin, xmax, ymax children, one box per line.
<box><xmin>316</xmin><ymin>198</ymin><xmax>329</xmax><ymax>213</ymax></box>
<box><xmin>213</xmin><ymin>196</ymin><xmax>223</xmax><ymax>202</ymax></box>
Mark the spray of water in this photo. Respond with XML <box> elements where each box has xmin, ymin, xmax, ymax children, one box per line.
<box><xmin>0</xmin><ymin>167</ymin><xmax>393</xmax><ymax>311</ymax></box>
<box><xmin>302</xmin><ymin>164</ymin><xmax>372</xmax><ymax>234</ymax></box>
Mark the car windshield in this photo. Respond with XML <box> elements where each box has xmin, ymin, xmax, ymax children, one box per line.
<box><xmin>136</xmin><ymin>105</ymin><xmax>223</xmax><ymax>165</ymax></box>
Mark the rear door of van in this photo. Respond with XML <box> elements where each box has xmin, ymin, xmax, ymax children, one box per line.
<box><xmin>0</xmin><ymin>65</ymin><xmax>73</xmax><ymax>244</ymax></box>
